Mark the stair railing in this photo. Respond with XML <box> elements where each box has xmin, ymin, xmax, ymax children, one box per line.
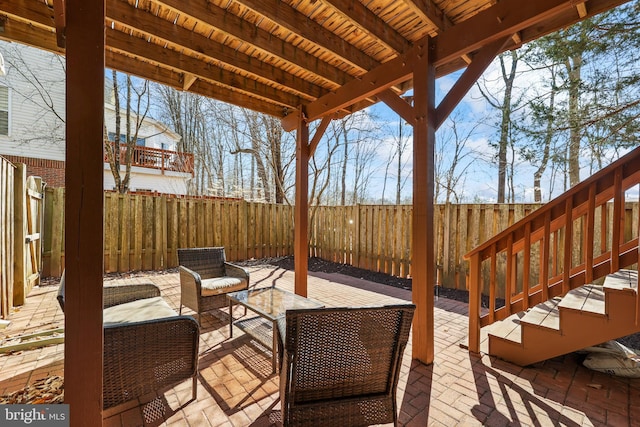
<box><xmin>466</xmin><ymin>147</ymin><xmax>640</xmax><ymax>354</ymax></box>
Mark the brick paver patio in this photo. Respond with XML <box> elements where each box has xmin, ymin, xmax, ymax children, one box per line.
<box><xmin>1</xmin><ymin>264</ymin><xmax>638</xmax><ymax>426</ymax></box>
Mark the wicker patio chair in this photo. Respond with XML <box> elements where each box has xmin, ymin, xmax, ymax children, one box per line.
<box><xmin>278</xmin><ymin>304</ymin><xmax>415</xmax><ymax>427</ymax></box>
<box><xmin>177</xmin><ymin>247</ymin><xmax>249</xmax><ymax>323</ymax></box>
<box><xmin>57</xmin><ymin>274</ymin><xmax>200</xmax><ymax>409</ymax></box>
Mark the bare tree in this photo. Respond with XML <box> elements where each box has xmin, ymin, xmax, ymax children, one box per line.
<box><xmin>104</xmin><ymin>71</ymin><xmax>150</xmax><ymax>193</ymax></box>
<box><xmin>435</xmin><ymin>112</ymin><xmax>480</xmax><ymax>203</ymax></box>
<box><xmin>477</xmin><ymin>50</ymin><xmax>520</xmax><ymax>203</ymax></box>
<box><xmin>379</xmin><ymin>115</ymin><xmax>411</xmax><ymax>205</ymax></box>
<box><xmin>321</xmin><ymin>110</ymin><xmax>381</xmax><ymax>205</ymax></box>
<box><xmin>2</xmin><ymin>43</ymin><xmax>66</xmax><ymax>146</ymax></box>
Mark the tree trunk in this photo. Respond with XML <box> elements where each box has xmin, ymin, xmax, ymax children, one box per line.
<box><xmin>497</xmin><ymin>51</ymin><xmax>518</xmax><ymax>203</ymax></box>
<box><xmin>567</xmin><ymin>54</ymin><xmax>583</xmax><ymax>187</ymax></box>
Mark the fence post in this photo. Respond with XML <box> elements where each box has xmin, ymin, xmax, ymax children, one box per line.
<box><xmin>13</xmin><ymin>163</ymin><xmax>26</xmax><ymax>306</ymax></box>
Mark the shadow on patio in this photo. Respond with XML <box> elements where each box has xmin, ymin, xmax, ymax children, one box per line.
<box><xmin>0</xmin><ymin>264</ymin><xmax>638</xmax><ymax>426</ymax></box>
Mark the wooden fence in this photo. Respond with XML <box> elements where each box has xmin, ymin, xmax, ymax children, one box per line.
<box><xmin>0</xmin><ymin>159</ymin><xmax>44</xmax><ymax>319</ymax></box>
<box><xmin>43</xmin><ymin>191</ymin><xmax>552</xmax><ymax>288</ymax></box>
<box><xmin>42</xmin><ymin>190</ymin><xmax>295</xmax><ymax>276</ymax></box>
<box><xmin>309</xmin><ymin>204</ymin><xmax>543</xmax><ymax>289</ymax></box>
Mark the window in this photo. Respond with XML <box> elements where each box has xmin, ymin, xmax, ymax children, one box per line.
<box><xmin>0</xmin><ymin>86</ymin><xmax>9</xmax><ymax>136</ymax></box>
<box><xmin>107</xmin><ymin>132</ymin><xmax>146</xmax><ymax>146</ymax></box>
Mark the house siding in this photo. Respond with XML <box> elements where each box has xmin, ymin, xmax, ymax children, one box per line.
<box><xmin>0</xmin><ymin>41</ymin><xmax>189</xmax><ymax>194</ymax></box>
<box><xmin>0</xmin><ymin>42</ymin><xmax>66</xmax><ymax>161</ymax></box>
<box><xmin>104</xmin><ymin>165</ymin><xmax>190</xmax><ymax>195</ymax></box>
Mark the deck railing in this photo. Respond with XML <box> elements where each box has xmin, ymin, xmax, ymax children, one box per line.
<box><xmin>465</xmin><ymin>147</ymin><xmax>640</xmax><ymax>354</ymax></box>
<box><xmin>104</xmin><ymin>143</ymin><xmax>194</xmax><ymax>175</ymax></box>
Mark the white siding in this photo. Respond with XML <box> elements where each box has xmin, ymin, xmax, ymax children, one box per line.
<box><xmin>0</xmin><ymin>41</ymin><xmax>66</xmax><ymax>160</ymax></box>
<box><xmin>104</xmin><ymin>105</ymin><xmax>181</xmax><ymax>151</ymax></box>
<box><xmin>104</xmin><ymin>165</ymin><xmax>191</xmax><ymax>195</ymax></box>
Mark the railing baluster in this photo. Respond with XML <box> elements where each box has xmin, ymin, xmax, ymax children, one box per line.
<box><xmin>552</xmin><ymin>229</ymin><xmax>559</xmax><ymax>277</ymax></box>
<box><xmin>489</xmin><ymin>245</ymin><xmax>496</xmax><ymax>324</ymax></box>
<box><xmin>541</xmin><ymin>210</ymin><xmax>551</xmax><ymax>301</ymax></box>
<box><xmin>585</xmin><ymin>184</ymin><xmax>596</xmax><ymax>284</ymax></box>
<box><xmin>563</xmin><ymin>198</ymin><xmax>573</xmax><ymax>294</ymax></box>
<box><xmin>522</xmin><ymin>222</ymin><xmax>531</xmax><ymax>310</ymax></box>
<box><xmin>505</xmin><ymin>233</ymin><xmax>513</xmax><ymax>314</ymax></box>
<box><xmin>611</xmin><ymin>168</ymin><xmax>623</xmax><ymax>272</ymax></box>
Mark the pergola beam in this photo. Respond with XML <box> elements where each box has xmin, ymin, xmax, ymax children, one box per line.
<box><xmin>433</xmin><ymin>0</ymin><xmax>604</xmax><ymax>67</ymax></box>
<box><xmin>105</xmin><ymin>50</ymin><xmax>290</xmax><ymax>117</ymax></box>
<box><xmin>107</xmin><ymin>0</ymin><xmax>326</xmax><ymax>100</ymax></box>
<box><xmin>234</xmin><ymin>0</ymin><xmax>379</xmax><ymax>72</ymax></box>
<box><xmin>155</xmin><ymin>0</ymin><xmax>351</xmax><ymax>88</ymax></box>
<box><xmin>106</xmin><ymin>29</ymin><xmax>306</xmax><ymax>109</ymax></box>
<box><xmin>309</xmin><ymin>115</ymin><xmax>333</xmax><ymax>156</ymax></box>
<box><xmin>0</xmin><ymin>17</ymin><xmax>62</xmax><ymax>54</ymax></box>
<box><xmin>0</xmin><ymin>0</ymin><xmax>56</xmax><ymax>30</ymax></box>
<box><xmin>282</xmin><ymin>47</ymin><xmax>417</xmax><ymax>130</ymax></box>
<box><xmin>403</xmin><ymin>0</ymin><xmax>451</xmax><ymax>33</ymax></box>
<box><xmin>320</xmin><ymin>0</ymin><xmax>410</xmax><ymax>53</ymax></box>
<box><xmin>379</xmin><ymin>90</ymin><xmax>415</xmax><ymax>125</ymax></box>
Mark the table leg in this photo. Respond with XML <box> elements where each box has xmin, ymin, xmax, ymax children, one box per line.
<box><xmin>229</xmin><ymin>299</ymin><xmax>234</xmax><ymax>338</ymax></box>
<box><xmin>272</xmin><ymin>319</ymin><xmax>277</xmax><ymax>374</ymax></box>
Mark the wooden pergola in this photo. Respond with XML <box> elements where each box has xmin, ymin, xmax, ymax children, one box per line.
<box><xmin>0</xmin><ymin>0</ymin><xmax>630</xmax><ymax>423</ymax></box>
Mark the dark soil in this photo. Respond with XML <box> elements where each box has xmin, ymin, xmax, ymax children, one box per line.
<box><xmin>241</xmin><ymin>255</ymin><xmax>496</xmax><ymax>306</ymax></box>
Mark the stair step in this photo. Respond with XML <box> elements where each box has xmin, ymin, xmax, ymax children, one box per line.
<box><xmin>557</xmin><ymin>284</ymin><xmax>605</xmax><ymax>315</ymax></box>
<box><xmin>485</xmin><ymin>312</ymin><xmax>523</xmax><ymax>344</ymax></box>
<box><xmin>520</xmin><ymin>297</ymin><xmax>561</xmax><ymax>330</ymax></box>
<box><xmin>604</xmin><ymin>269</ymin><xmax>638</xmax><ymax>292</ymax></box>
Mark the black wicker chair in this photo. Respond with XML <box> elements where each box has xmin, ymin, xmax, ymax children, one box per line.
<box><xmin>57</xmin><ymin>273</ymin><xmax>199</xmax><ymax>409</ymax></box>
<box><xmin>278</xmin><ymin>304</ymin><xmax>415</xmax><ymax>427</ymax></box>
<box><xmin>177</xmin><ymin>247</ymin><xmax>249</xmax><ymax>323</ymax></box>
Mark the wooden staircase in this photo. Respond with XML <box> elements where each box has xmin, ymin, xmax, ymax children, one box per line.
<box><xmin>465</xmin><ymin>147</ymin><xmax>640</xmax><ymax>365</ymax></box>
<box><xmin>486</xmin><ymin>270</ymin><xmax>639</xmax><ymax>366</ymax></box>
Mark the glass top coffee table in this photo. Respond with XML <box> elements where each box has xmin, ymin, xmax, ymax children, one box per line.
<box><xmin>227</xmin><ymin>287</ymin><xmax>323</xmax><ymax>373</ymax></box>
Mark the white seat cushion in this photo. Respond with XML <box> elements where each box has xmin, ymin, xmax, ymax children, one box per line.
<box><xmin>103</xmin><ymin>296</ymin><xmax>177</xmax><ymax>326</ymax></box>
<box><xmin>201</xmin><ymin>277</ymin><xmax>247</xmax><ymax>296</ymax></box>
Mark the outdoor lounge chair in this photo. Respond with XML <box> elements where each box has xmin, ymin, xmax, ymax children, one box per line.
<box><xmin>177</xmin><ymin>247</ymin><xmax>249</xmax><ymax>323</ymax></box>
<box><xmin>56</xmin><ymin>273</ymin><xmax>199</xmax><ymax>409</ymax></box>
<box><xmin>277</xmin><ymin>304</ymin><xmax>415</xmax><ymax>427</ymax></box>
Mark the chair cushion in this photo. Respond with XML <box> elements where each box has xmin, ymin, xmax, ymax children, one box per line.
<box><xmin>201</xmin><ymin>277</ymin><xmax>247</xmax><ymax>296</ymax></box>
<box><xmin>103</xmin><ymin>296</ymin><xmax>177</xmax><ymax>326</ymax></box>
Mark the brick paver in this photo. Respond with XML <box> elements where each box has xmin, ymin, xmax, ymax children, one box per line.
<box><xmin>1</xmin><ymin>265</ymin><xmax>639</xmax><ymax>426</ymax></box>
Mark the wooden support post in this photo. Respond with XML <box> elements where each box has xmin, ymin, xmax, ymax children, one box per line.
<box><xmin>411</xmin><ymin>37</ymin><xmax>436</xmax><ymax>364</ymax></box>
<box><xmin>65</xmin><ymin>0</ymin><xmax>105</xmax><ymax>424</ymax></box>
<box><xmin>294</xmin><ymin>109</ymin><xmax>309</xmax><ymax>297</ymax></box>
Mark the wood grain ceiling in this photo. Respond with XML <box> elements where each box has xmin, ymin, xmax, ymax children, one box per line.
<box><xmin>0</xmin><ymin>0</ymin><xmax>631</xmax><ymax>125</ymax></box>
